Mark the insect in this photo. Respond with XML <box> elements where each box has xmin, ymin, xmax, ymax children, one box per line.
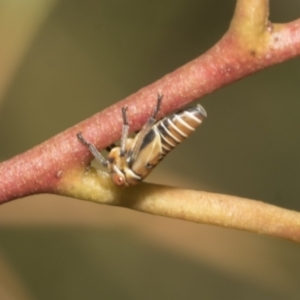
<box><xmin>77</xmin><ymin>94</ymin><xmax>207</xmax><ymax>186</ymax></box>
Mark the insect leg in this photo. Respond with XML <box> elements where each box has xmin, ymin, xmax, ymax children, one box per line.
<box><xmin>137</xmin><ymin>94</ymin><xmax>163</xmax><ymax>132</ymax></box>
<box><xmin>151</xmin><ymin>93</ymin><xmax>163</xmax><ymax>120</ymax></box>
<box><xmin>127</xmin><ymin>94</ymin><xmax>163</xmax><ymax>165</ymax></box>
<box><xmin>77</xmin><ymin>132</ymin><xmax>108</xmax><ymax>167</ymax></box>
<box><xmin>120</xmin><ymin>106</ymin><xmax>129</xmax><ymax>157</ymax></box>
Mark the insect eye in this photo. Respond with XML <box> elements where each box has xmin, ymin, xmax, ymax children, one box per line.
<box><xmin>112</xmin><ymin>173</ymin><xmax>125</xmax><ymax>186</ymax></box>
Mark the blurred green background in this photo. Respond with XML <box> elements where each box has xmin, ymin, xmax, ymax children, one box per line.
<box><xmin>0</xmin><ymin>0</ymin><xmax>300</xmax><ymax>299</ymax></box>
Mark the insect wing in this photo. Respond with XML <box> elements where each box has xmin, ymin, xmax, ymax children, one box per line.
<box><xmin>130</xmin><ymin>128</ymin><xmax>162</xmax><ymax>178</ymax></box>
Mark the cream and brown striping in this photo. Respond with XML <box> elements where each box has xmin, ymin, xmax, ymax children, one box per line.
<box><xmin>77</xmin><ymin>95</ymin><xmax>207</xmax><ymax>186</ymax></box>
<box><xmin>155</xmin><ymin>105</ymin><xmax>207</xmax><ymax>155</ymax></box>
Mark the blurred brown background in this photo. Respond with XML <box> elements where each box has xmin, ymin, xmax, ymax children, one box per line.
<box><xmin>0</xmin><ymin>1</ymin><xmax>300</xmax><ymax>299</ymax></box>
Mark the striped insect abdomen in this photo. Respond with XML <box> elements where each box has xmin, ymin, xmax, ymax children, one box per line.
<box><xmin>129</xmin><ymin>103</ymin><xmax>206</xmax><ymax>182</ymax></box>
<box><xmin>156</xmin><ymin>104</ymin><xmax>207</xmax><ymax>155</ymax></box>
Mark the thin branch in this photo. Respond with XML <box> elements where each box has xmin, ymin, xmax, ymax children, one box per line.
<box><xmin>58</xmin><ymin>170</ymin><xmax>300</xmax><ymax>243</ymax></box>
